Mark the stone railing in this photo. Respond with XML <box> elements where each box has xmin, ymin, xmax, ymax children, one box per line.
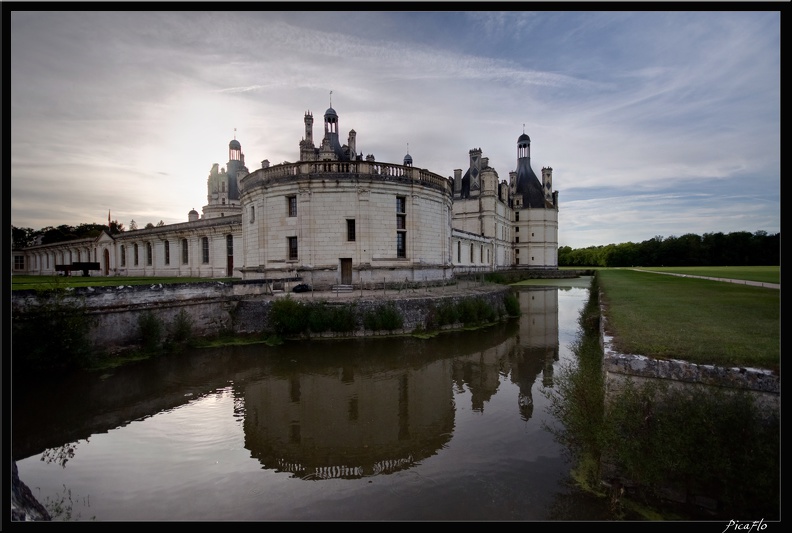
<box><xmin>240</xmin><ymin>160</ymin><xmax>452</xmax><ymax>194</ymax></box>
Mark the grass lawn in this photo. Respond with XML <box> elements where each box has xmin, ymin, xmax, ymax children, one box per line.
<box><xmin>596</xmin><ymin>269</ymin><xmax>779</xmax><ymax>371</ymax></box>
<box><xmin>11</xmin><ymin>275</ymin><xmax>235</xmax><ymax>291</ymax></box>
<box><xmin>631</xmin><ymin>265</ymin><xmax>779</xmax><ymax>284</ymax></box>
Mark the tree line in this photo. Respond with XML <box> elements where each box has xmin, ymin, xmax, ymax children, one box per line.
<box><xmin>11</xmin><ymin>219</ymin><xmax>165</xmax><ymax>250</ymax></box>
<box><xmin>559</xmin><ymin>231</ymin><xmax>779</xmax><ymax>267</ymax></box>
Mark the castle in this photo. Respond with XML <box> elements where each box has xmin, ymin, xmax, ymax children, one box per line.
<box><xmin>13</xmin><ymin>104</ymin><xmax>559</xmax><ymax>288</ymax></box>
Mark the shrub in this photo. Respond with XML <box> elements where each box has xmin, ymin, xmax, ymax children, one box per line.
<box><xmin>327</xmin><ymin>305</ymin><xmax>358</xmax><ymax>333</ymax></box>
<box><xmin>484</xmin><ymin>272</ymin><xmax>509</xmax><ymax>284</ymax></box>
<box><xmin>301</xmin><ymin>302</ymin><xmax>358</xmax><ymax>334</ymax></box>
<box><xmin>363</xmin><ymin>303</ymin><xmax>403</xmax><ymax>331</ymax></box>
<box><xmin>168</xmin><ymin>309</ymin><xmax>194</xmax><ymax>347</ymax></box>
<box><xmin>458</xmin><ymin>297</ymin><xmax>495</xmax><ymax>325</ymax></box>
<box><xmin>435</xmin><ymin>300</ymin><xmax>459</xmax><ymax>326</ymax></box>
<box><xmin>12</xmin><ymin>292</ymin><xmax>94</xmax><ymax>372</ymax></box>
<box><xmin>138</xmin><ymin>311</ymin><xmax>163</xmax><ymax>353</ymax></box>
<box><xmin>603</xmin><ymin>381</ymin><xmax>779</xmax><ymax>517</ymax></box>
<box><xmin>475</xmin><ymin>298</ymin><xmax>497</xmax><ymax>323</ymax></box>
<box><xmin>306</xmin><ymin>302</ymin><xmax>332</xmax><ymax>333</ymax></box>
<box><xmin>269</xmin><ymin>297</ymin><xmax>308</xmax><ymax>337</ymax></box>
<box><xmin>504</xmin><ymin>292</ymin><xmax>521</xmax><ymax>317</ymax></box>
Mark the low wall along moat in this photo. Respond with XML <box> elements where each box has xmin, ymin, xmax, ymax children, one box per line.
<box><xmin>11</xmin><ymin>280</ymin><xmax>515</xmax><ymax>351</ymax></box>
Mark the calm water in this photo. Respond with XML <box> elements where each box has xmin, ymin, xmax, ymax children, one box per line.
<box><xmin>13</xmin><ymin>278</ymin><xmax>619</xmax><ymax>521</ymax></box>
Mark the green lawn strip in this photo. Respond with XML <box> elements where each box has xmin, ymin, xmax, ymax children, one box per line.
<box><xmin>630</xmin><ymin>266</ymin><xmax>778</xmax><ymax>284</ymax></box>
<box><xmin>597</xmin><ymin>269</ymin><xmax>779</xmax><ymax>370</ymax></box>
<box><xmin>11</xmin><ymin>275</ymin><xmax>234</xmax><ymax>291</ymax></box>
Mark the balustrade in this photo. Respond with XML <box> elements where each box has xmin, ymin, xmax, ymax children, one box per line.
<box><xmin>241</xmin><ymin>160</ymin><xmax>450</xmax><ymax>193</ymax></box>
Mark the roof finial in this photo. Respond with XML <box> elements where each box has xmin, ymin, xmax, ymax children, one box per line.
<box><xmin>234</xmin><ymin>127</ymin><xmax>237</xmax><ymax>140</ymax></box>
<box><xmin>330</xmin><ymin>90</ymin><xmax>333</xmax><ymax>107</ymax></box>
<box><xmin>522</xmin><ymin>123</ymin><xmax>525</xmax><ymax>134</ymax></box>
<box><xmin>406</xmin><ymin>142</ymin><xmax>409</xmax><ymax>154</ymax></box>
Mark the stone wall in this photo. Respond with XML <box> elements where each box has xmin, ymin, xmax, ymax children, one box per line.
<box><xmin>11</xmin><ymin>281</ymin><xmax>513</xmax><ymax>351</ymax></box>
<box><xmin>233</xmin><ymin>287</ymin><xmax>512</xmax><ymax>336</ymax></box>
<box><xmin>598</xmin><ymin>297</ymin><xmax>780</xmax><ymax>414</ymax></box>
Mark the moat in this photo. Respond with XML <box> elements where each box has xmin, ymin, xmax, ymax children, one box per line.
<box><xmin>13</xmin><ymin>278</ymin><xmax>635</xmax><ymax>520</ymax></box>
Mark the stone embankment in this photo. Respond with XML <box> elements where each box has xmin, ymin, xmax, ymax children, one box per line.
<box><xmin>11</xmin><ymin>279</ymin><xmax>516</xmax><ymax>351</ymax></box>
<box><xmin>598</xmin><ymin>298</ymin><xmax>780</xmax><ymax>413</ymax></box>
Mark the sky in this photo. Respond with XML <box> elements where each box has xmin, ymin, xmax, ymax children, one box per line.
<box><xmin>8</xmin><ymin>9</ymin><xmax>781</xmax><ymax>249</ymax></box>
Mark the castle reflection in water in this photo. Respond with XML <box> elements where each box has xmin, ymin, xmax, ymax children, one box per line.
<box><xmin>240</xmin><ymin>287</ymin><xmax>558</xmax><ymax>480</ymax></box>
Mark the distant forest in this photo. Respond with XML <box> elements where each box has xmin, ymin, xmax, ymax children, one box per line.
<box><xmin>559</xmin><ymin>231</ymin><xmax>779</xmax><ymax>267</ymax></box>
<box><xmin>11</xmin><ymin>219</ymin><xmax>164</xmax><ymax>250</ymax></box>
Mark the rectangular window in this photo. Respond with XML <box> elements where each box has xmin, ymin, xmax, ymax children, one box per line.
<box><xmin>515</xmin><ymin>212</ymin><xmax>520</xmax><ymax>222</ymax></box>
<box><xmin>515</xmin><ymin>226</ymin><xmax>519</xmax><ymax>232</ymax></box>
<box><xmin>250</xmin><ymin>206</ymin><xmax>255</xmax><ymax>223</ymax></box>
<box><xmin>457</xmin><ymin>241</ymin><xmax>461</xmax><ymax>262</ymax></box>
<box><xmin>14</xmin><ymin>255</ymin><xmax>24</xmax><ymax>270</ymax></box>
<box><xmin>288</xmin><ymin>196</ymin><xmax>297</xmax><ymax>217</ymax></box>
<box><xmin>396</xmin><ymin>232</ymin><xmax>406</xmax><ymax>258</ymax></box>
<box><xmin>347</xmin><ymin>219</ymin><xmax>356</xmax><ymax>241</ymax></box>
<box><xmin>164</xmin><ymin>240</ymin><xmax>170</xmax><ymax>265</ymax></box>
<box><xmin>146</xmin><ymin>242</ymin><xmax>152</xmax><ymax>265</ymax></box>
<box><xmin>120</xmin><ymin>245</ymin><xmax>126</xmax><ymax>266</ymax></box>
<box><xmin>201</xmin><ymin>237</ymin><xmax>209</xmax><ymax>264</ymax></box>
<box><xmin>134</xmin><ymin>244</ymin><xmax>139</xmax><ymax>265</ymax></box>
<box><xmin>182</xmin><ymin>239</ymin><xmax>189</xmax><ymax>265</ymax></box>
<box><xmin>515</xmin><ymin>236</ymin><xmax>519</xmax><ymax>243</ymax></box>
<box><xmin>288</xmin><ymin>236</ymin><xmax>298</xmax><ymax>260</ymax></box>
<box><xmin>516</xmin><ymin>257</ymin><xmax>520</xmax><ymax>265</ymax></box>
<box><xmin>396</xmin><ymin>195</ymin><xmax>406</xmax><ymax>258</ymax></box>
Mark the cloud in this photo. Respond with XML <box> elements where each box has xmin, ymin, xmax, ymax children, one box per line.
<box><xmin>10</xmin><ymin>11</ymin><xmax>780</xmax><ymax>252</ymax></box>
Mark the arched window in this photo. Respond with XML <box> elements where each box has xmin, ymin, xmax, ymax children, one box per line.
<box><xmin>146</xmin><ymin>242</ymin><xmax>152</xmax><ymax>265</ymax></box>
<box><xmin>120</xmin><ymin>245</ymin><xmax>126</xmax><ymax>267</ymax></box>
<box><xmin>134</xmin><ymin>244</ymin><xmax>139</xmax><ymax>265</ymax></box>
<box><xmin>182</xmin><ymin>239</ymin><xmax>189</xmax><ymax>265</ymax></box>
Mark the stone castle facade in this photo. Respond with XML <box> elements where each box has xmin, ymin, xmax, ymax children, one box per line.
<box><xmin>13</xmin><ymin>104</ymin><xmax>559</xmax><ymax>288</ymax></box>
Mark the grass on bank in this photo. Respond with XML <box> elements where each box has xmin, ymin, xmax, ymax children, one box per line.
<box><xmin>596</xmin><ymin>269</ymin><xmax>779</xmax><ymax>371</ymax></box>
<box><xmin>11</xmin><ymin>275</ymin><xmax>234</xmax><ymax>291</ymax></box>
<box><xmin>559</xmin><ymin>265</ymin><xmax>779</xmax><ymax>284</ymax></box>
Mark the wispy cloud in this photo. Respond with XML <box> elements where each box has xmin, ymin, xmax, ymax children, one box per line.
<box><xmin>10</xmin><ymin>10</ymin><xmax>780</xmax><ymax>249</ymax></box>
